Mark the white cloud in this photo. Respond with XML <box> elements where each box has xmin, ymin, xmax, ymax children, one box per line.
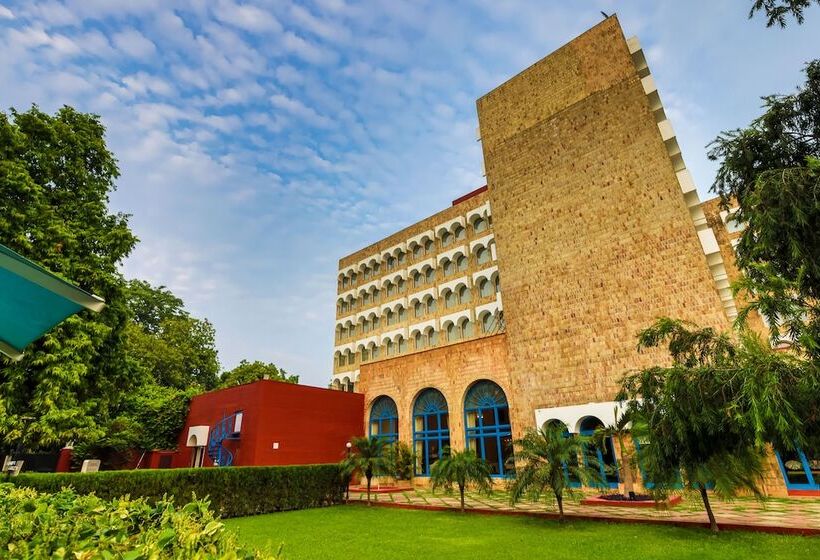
<box><xmin>0</xmin><ymin>5</ymin><xmax>14</xmax><ymax>19</ymax></box>
<box><xmin>112</xmin><ymin>28</ymin><xmax>156</xmax><ymax>58</ymax></box>
<box><xmin>274</xmin><ymin>64</ymin><xmax>303</xmax><ymax>85</ymax></box>
<box><xmin>214</xmin><ymin>0</ymin><xmax>282</xmax><ymax>33</ymax></box>
<box><xmin>280</xmin><ymin>31</ymin><xmax>337</xmax><ymax>65</ymax></box>
<box><xmin>270</xmin><ymin>93</ymin><xmax>333</xmax><ymax>128</ymax></box>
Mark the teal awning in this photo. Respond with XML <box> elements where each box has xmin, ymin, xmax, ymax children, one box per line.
<box><xmin>0</xmin><ymin>243</ymin><xmax>105</xmax><ymax>361</ymax></box>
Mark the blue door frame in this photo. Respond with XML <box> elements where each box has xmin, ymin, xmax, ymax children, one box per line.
<box><xmin>775</xmin><ymin>447</ymin><xmax>820</xmax><ymax>491</ymax></box>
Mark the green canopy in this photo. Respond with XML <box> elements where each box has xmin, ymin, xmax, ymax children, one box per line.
<box><xmin>0</xmin><ymin>243</ymin><xmax>105</xmax><ymax>361</ymax></box>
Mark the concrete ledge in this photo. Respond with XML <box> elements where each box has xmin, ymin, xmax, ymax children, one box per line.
<box><xmin>580</xmin><ymin>495</ymin><xmax>682</xmax><ymax>508</ymax></box>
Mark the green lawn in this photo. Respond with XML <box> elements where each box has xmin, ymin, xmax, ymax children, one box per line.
<box><xmin>225</xmin><ymin>505</ymin><xmax>819</xmax><ymax>560</ymax></box>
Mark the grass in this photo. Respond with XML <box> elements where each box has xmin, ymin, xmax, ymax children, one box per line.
<box><xmin>225</xmin><ymin>505</ymin><xmax>820</xmax><ymax>560</ymax></box>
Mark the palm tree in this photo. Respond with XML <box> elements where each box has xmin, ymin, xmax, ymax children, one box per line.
<box><xmin>592</xmin><ymin>407</ymin><xmax>644</xmax><ymax>499</ymax></box>
<box><xmin>340</xmin><ymin>436</ymin><xmax>389</xmax><ymax>505</ymax></box>
<box><xmin>509</xmin><ymin>423</ymin><xmax>603</xmax><ymax>522</ymax></box>
<box><xmin>430</xmin><ymin>448</ymin><xmax>493</xmax><ymax>512</ymax></box>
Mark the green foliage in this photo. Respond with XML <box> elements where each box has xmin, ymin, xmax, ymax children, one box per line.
<box><xmin>0</xmin><ymin>105</ymin><xmax>138</xmax><ymax>449</ymax></box>
<box><xmin>709</xmin><ymin>61</ymin><xmax>820</xmax><ymax>359</ymax></box>
<box><xmin>591</xmin><ymin>407</ymin><xmax>645</xmax><ymax>497</ymax></box>
<box><xmin>749</xmin><ymin>0</ymin><xmax>819</xmax><ymax>26</ymax></box>
<box><xmin>125</xmin><ymin>279</ymin><xmax>220</xmax><ymax>391</ymax></box>
<box><xmin>508</xmin><ymin>423</ymin><xmax>603</xmax><ymax>521</ymax></box>
<box><xmin>12</xmin><ymin>464</ymin><xmax>344</xmax><ymax>518</ymax></box>
<box><xmin>0</xmin><ymin>484</ymin><xmax>273</xmax><ymax>559</ymax></box>
<box><xmin>430</xmin><ymin>448</ymin><xmax>493</xmax><ymax>512</ymax></box>
<box><xmin>340</xmin><ymin>436</ymin><xmax>389</xmax><ymax>504</ymax></box>
<box><xmin>383</xmin><ymin>441</ymin><xmax>415</xmax><ymax>480</ymax></box>
<box><xmin>219</xmin><ymin>360</ymin><xmax>298</xmax><ymax>388</ymax></box>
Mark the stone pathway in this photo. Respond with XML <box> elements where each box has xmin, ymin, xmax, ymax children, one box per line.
<box><xmin>348</xmin><ymin>488</ymin><xmax>820</xmax><ymax>534</ymax></box>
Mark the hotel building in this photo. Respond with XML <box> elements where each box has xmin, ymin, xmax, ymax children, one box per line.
<box><xmin>330</xmin><ymin>16</ymin><xmax>812</xmax><ymax>495</ymax></box>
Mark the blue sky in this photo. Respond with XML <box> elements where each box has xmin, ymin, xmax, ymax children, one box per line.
<box><xmin>1</xmin><ymin>1</ymin><xmax>819</xmax><ymax>387</ymax></box>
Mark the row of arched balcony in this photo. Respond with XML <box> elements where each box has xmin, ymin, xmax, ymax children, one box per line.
<box><xmin>335</xmin><ymin>309</ymin><xmax>504</xmax><ymax>368</ymax></box>
<box><xmin>337</xmin><ymin>237</ymin><xmax>496</xmax><ymax>316</ymax></box>
<box><xmin>335</xmin><ymin>272</ymin><xmax>500</xmax><ymax>345</ymax></box>
<box><xmin>338</xmin><ymin>206</ymin><xmax>492</xmax><ymax>292</ymax></box>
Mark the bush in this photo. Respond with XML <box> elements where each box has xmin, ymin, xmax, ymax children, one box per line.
<box><xmin>12</xmin><ymin>464</ymin><xmax>344</xmax><ymax>518</ymax></box>
<box><xmin>0</xmin><ymin>484</ymin><xmax>274</xmax><ymax>559</ymax></box>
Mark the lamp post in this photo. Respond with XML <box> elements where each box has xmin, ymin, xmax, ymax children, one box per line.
<box><xmin>345</xmin><ymin>441</ymin><xmax>352</xmax><ymax>502</ymax></box>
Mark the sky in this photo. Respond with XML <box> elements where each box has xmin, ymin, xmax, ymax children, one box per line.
<box><xmin>1</xmin><ymin>1</ymin><xmax>819</xmax><ymax>387</ymax></box>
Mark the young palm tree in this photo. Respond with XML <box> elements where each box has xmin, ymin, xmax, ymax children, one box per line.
<box><xmin>509</xmin><ymin>423</ymin><xmax>603</xmax><ymax>522</ymax></box>
<box><xmin>592</xmin><ymin>407</ymin><xmax>644</xmax><ymax>499</ymax></box>
<box><xmin>340</xmin><ymin>436</ymin><xmax>389</xmax><ymax>505</ymax></box>
<box><xmin>430</xmin><ymin>448</ymin><xmax>494</xmax><ymax>512</ymax></box>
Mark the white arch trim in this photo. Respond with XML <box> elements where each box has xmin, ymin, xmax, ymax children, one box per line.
<box><xmin>380</xmin><ymin>296</ymin><xmax>407</xmax><ymax>314</ymax></box>
<box><xmin>356</xmin><ymin>308</ymin><xmax>379</xmax><ymax>321</ymax></box>
<box><xmin>472</xmin><ymin>265</ymin><xmax>498</xmax><ymax>285</ymax></box>
<box><xmin>436</xmin><ymin>244</ymin><xmax>468</xmax><ymax>265</ymax></box>
<box><xmin>381</xmin><ymin>241</ymin><xmax>407</xmax><ymax>259</ymax></box>
<box><xmin>440</xmin><ymin>309</ymin><xmax>473</xmax><ymax>328</ymax></box>
<box><xmin>333</xmin><ymin>342</ymin><xmax>355</xmax><ymax>354</ymax></box>
<box><xmin>438</xmin><ymin>275</ymin><xmax>470</xmax><ymax>294</ymax></box>
<box><xmin>466</xmin><ymin>202</ymin><xmax>491</xmax><ymax>223</ymax></box>
<box><xmin>475</xmin><ymin>300</ymin><xmax>500</xmax><ymax>319</ymax></box>
<box><xmin>380</xmin><ymin>327</ymin><xmax>408</xmax><ymax>344</ymax></box>
<box><xmin>434</xmin><ymin>216</ymin><xmax>466</xmax><ymax>237</ymax></box>
<box><xmin>533</xmin><ymin>401</ymin><xmax>628</xmax><ymax>433</ymax></box>
<box><xmin>469</xmin><ymin>233</ymin><xmax>495</xmax><ymax>253</ymax></box>
<box><xmin>186</xmin><ymin>425</ymin><xmax>209</xmax><ymax>447</ymax></box>
<box><xmin>339</xmin><ymin>264</ymin><xmax>357</xmax><ymax>277</ymax></box>
<box><xmin>407</xmin><ymin>257</ymin><xmax>436</xmax><ymax>277</ymax></box>
<box><xmin>408</xmin><ymin>287</ymin><xmax>437</xmax><ymax>305</ymax></box>
<box><xmin>409</xmin><ymin>318</ymin><xmax>437</xmax><ymax>336</ymax></box>
<box><xmin>407</xmin><ymin>229</ymin><xmax>434</xmax><ymax>247</ymax></box>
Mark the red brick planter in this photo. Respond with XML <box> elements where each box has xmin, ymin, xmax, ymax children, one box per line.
<box><xmin>580</xmin><ymin>495</ymin><xmax>682</xmax><ymax>508</ymax></box>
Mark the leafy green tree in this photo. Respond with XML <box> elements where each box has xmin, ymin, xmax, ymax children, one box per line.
<box><xmin>219</xmin><ymin>360</ymin><xmax>298</xmax><ymax>388</ymax></box>
<box><xmin>430</xmin><ymin>448</ymin><xmax>493</xmax><ymax>512</ymax></box>
<box><xmin>340</xmin><ymin>436</ymin><xmax>389</xmax><ymax>505</ymax></box>
<box><xmin>709</xmin><ymin>61</ymin><xmax>820</xmax><ymax>359</ymax></box>
<box><xmin>616</xmin><ymin>318</ymin><xmax>819</xmax><ymax>532</ymax></box>
<box><xmin>509</xmin><ymin>423</ymin><xmax>603</xmax><ymax>523</ymax></box>
<box><xmin>749</xmin><ymin>0</ymin><xmax>819</xmax><ymax>26</ymax></box>
<box><xmin>592</xmin><ymin>408</ymin><xmax>644</xmax><ymax>499</ymax></box>
<box><xmin>384</xmin><ymin>441</ymin><xmax>415</xmax><ymax>481</ymax></box>
<box><xmin>0</xmin><ymin>105</ymin><xmax>137</xmax><ymax>449</ymax></box>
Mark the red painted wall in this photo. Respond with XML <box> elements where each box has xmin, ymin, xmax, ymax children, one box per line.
<box><xmin>171</xmin><ymin>380</ymin><xmax>364</xmax><ymax>468</ymax></box>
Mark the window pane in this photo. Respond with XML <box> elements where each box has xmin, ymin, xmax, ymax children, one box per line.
<box><xmin>426</xmin><ymin>414</ymin><xmax>439</xmax><ymax>431</ymax></box>
<box><xmin>480</xmin><ymin>407</ymin><xmax>496</xmax><ymax>426</ymax></box>
<box><xmin>440</xmin><ymin>413</ymin><xmax>449</xmax><ymax>430</ymax></box>
<box><xmin>780</xmin><ymin>449</ymin><xmax>811</xmax><ymax>485</ymax></box>
<box><xmin>497</xmin><ymin>406</ymin><xmax>510</xmax><ymax>426</ymax></box>
<box><xmin>483</xmin><ymin>436</ymin><xmax>500</xmax><ymax>474</ymax></box>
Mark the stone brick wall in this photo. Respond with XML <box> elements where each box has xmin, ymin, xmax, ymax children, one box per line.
<box><xmin>476</xmin><ymin>16</ymin><xmax>731</xmax><ymax>437</ymax></box>
<box><xmin>357</xmin><ymin>334</ymin><xmax>512</xmax><ymax>454</ymax></box>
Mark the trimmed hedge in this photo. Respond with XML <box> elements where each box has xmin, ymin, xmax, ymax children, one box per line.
<box><xmin>12</xmin><ymin>464</ymin><xmax>344</xmax><ymax>518</ymax></box>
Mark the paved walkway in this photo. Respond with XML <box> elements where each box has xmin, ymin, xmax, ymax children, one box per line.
<box><xmin>348</xmin><ymin>487</ymin><xmax>820</xmax><ymax>534</ymax></box>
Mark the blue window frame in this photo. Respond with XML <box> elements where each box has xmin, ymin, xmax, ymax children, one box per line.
<box><xmin>413</xmin><ymin>388</ymin><xmax>450</xmax><ymax>476</ymax></box>
<box><xmin>369</xmin><ymin>396</ymin><xmax>398</xmax><ymax>443</ymax></box>
<box><xmin>464</xmin><ymin>381</ymin><xmax>513</xmax><ymax>476</ymax></box>
<box><xmin>579</xmin><ymin>416</ymin><xmax>619</xmax><ymax>489</ymax></box>
<box><xmin>776</xmin><ymin>447</ymin><xmax>820</xmax><ymax>491</ymax></box>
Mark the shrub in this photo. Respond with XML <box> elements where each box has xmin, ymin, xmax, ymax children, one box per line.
<box><xmin>12</xmin><ymin>464</ymin><xmax>344</xmax><ymax>518</ymax></box>
<box><xmin>0</xmin><ymin>483</ymin><xmax>275</xmax><ymax>559</ymax></box>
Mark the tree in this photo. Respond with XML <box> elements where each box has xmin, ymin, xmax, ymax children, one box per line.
<box><xmin>219</xmin><ymin>360</ymin><xmax>298</xmax><ymax>388</ymax></box>
<box><xmin>616</xmin><ymin>318</ymin><xmax>819</xmax><ymax>532</ymax></box>
<box><xmin>340</xmin><ymin>436</ymin><xmax>389</xmax><ymax>505</ymax></box>
<box><xmin>709</xmin><ymin>61</ymin><xmax>820</xmax><ymax>360</ymax></box>
<box><xmin>749</xmin><ymin>0</ymin><xmax>819</xmax><ymax>26</ymax></box>
<box><xmin>383</xmin><ymin>441</ymin><xmax>415</xmax><ymax>481</ymax></box>
<box><xmin>592</xmin><ymin>407</ymin><xmax>644</xmax><ymax>500</ymax></box>
<box><xmin>430</xmin><ymin>448</ymin><xmax>493</xmax><ymax>512</ymax></box>
<box><xmin>0</xmin><ymin>106</ymin><xmax>137</xmax><ymax>449</ymax></box>
<box><xmin>509</xmin><ymin>423</ymin><xmax>603</xmax><ymax>523</ymax></box>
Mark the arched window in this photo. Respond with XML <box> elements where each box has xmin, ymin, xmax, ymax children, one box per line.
<box><xmin>458</xmin><ymin>286</ymin><xmax>471</xmax><ymax>304</ymax></box>
<box><xmin>398</xmin><ymin>306</ymin><xmax>407</xmax><ymax>322</ymax></box>
<box><xmin>413</xmin><ymin>244</ymin><xmax>422</xmax><ymax>259</ymax></box>
<box><xmin>445</xmin><ymin>290</ymin><xmax>457</xmax><ymax>308</ymax></box>
<box><xmin>373</xmin><ymin>262</ymin><xmax>380</xmax><ymax>274</ymax></box>
<box><xmin>398</xmin><ymin>278</ymin><xmax>406</xmax><ymax>293</ymax></box>
<box><xmin>441</xmin><ymin>231</ymin><xmax>453</xmax><ymax>247</ymax></box>
<box><xmin>424</xmin><ymin>239</ymin><xmax>434</xmax><ymax>254</ymax></box>
<box><xmin>425</xmin><ymin>267</ymin><xmax>435</xmax><ymax>283</ymax></box>
<box><xmin>443</xmin><ymin>259</ymin><xmax>455</xmax><ymax>276</ymax></box>
<box><xmin>454</xmin><ymin>225</ymin><xmax>466</xmax><ymax>241</ymax></box>
<box><xmin>387</xmin><ymin>256</ymin><xmax>396</xmax><ymax>270</ymax></box>
<box><xmin>414</xmin><ymin>272</ymin><xmax>423</xmax><ymax>287</ymax></box>
<box><xmin>414</xmin><ymin>301</ymin><xmax>424</xmax><ymax>317</ymax></box>
<box><xmin>462</xmin><ymin>319</ymin><xmax>474</xmax><ymax>338</ymax></box>
<box><xmin>371</xmin><ymin>344</ymin><xmax>380</xmax><ymax>359</ymax></box>
<box><xmin>457</xmin><ymin>255</ymin><xmax>468</xmax><ymax>272</ymax></box>
<box><xmin>363</xmin><ymin>292</ymin><xmax>370</xmax><ymax>305</ymax></box>
<box><xmin>430</xmin><ymin>330</ymin><xmax>439</xmax><ymax>346</ymax></box>
<box><xmin>481</xmin><ymin>312</ymin><xmax>494</xmax><ymax>333</ymax></box>
<box><xmin>386</xmin><ymin>309</ymin><xmax>396</xmax><ymax>325</ymax></box>
<box><xmin>477</xmin><ymin>247</ymin><xmax>490</xmax><ymax>265</ymax></box>
<box><xmin>372</xmin><ymin>316</ymin><xmax>380</xmax><ymax>329</ymax></box>
<box><xmin>446</xmin><ymin>322</ymin><xmax>458</xmax><ymax>341</ymax></box>
<box><xmin>413</xmin><ymin>389</ymin><xmax>450</xmax><ymax>476</ymax></box>
<box><xmin>369</xmin><ymin>396</ymin><xmax>398</xmax><ymax>443</ymax></box>
<box><xmin>398</xmin><ymin>336</ymin><xmax>407</xmax><ymax>353</ymax></box>
<box><xmin>385</xmin><ymin>339</ymin><xmax>394</xmax><ymax>356</ymax></box>
<box><xmin>473</xmin><ymin>217</ymin><xmax>487</xmax><ymax>233</ymax></box>
<box><xmin>464</xmin><ymin>381</ymin><xmax>513</xmax><ymax>476</ymax></box>
<box><xmin>414</xmin><ymin>331</ymin><xmax>425</xmax><ymax>350</ymax></box>
<box><xmin>427</xmin><ymin>296</ymin><xmax>437</xmax><ymax>313</ymax></box>
<box><xmin>479</xmin><ymin>278</ymin><xmax>492</xmax><ymax>298</ymax></box>
<box><xmin>398</xmin><ymin>251</ymin><xmax>406</xmax><ymax>264</ymax></box>
<box><xmin>363</xmin><ymin>267</ymin><xmax>370</xmax><ymax>280</ymax></box>
<box><xmin>579</xmin><ymin>416</ymin><xmax>620</xmax><ymax>488</ymax></box>
<box><xmin>361</xmin><ymin>347</ymin><xmax>369</xmax><ymax>361</ymax></box>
